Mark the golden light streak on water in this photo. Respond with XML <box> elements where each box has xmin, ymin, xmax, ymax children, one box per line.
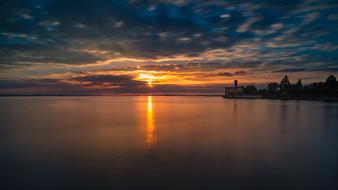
<box><xmin>145</xmin><ymin>96</ymin><xmax>156</xmax><ymax>149</ymax></box>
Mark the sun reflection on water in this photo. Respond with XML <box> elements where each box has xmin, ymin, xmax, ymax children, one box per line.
<box><xmin>145</xmin><ymin>96</ymin><xmax>156</xmax><ymax>149</ymax></box>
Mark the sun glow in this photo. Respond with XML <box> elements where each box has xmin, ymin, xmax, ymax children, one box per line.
<box><xmin>138</xmin><ymin>73</ymin><xmax>157</xmax><ymax>87</ymax></box>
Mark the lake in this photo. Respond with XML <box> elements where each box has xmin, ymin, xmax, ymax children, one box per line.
<box><xmin>0</xmin><ymin>96</ymin><xmax>337</xmax><ymax>190</ymax></box>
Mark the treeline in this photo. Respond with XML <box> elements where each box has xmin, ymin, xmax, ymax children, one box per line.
<box><xmin>242</xmin><ymin>75</ymin><xmax>338</xmax><ymax>98</ymax></box>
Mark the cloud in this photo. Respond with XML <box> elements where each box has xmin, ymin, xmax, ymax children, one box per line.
<box><xmin>217</xmin><ymin>70</ymin><xmax>248</xmax><ymax>77</ymax></box>
<box><xmin>273</xmin><ymin>67</ymin><xmax>338</xmax><ymax>73</ymax></box>
<box><xmin>0</xmin><ymin>77</ymin><xmax>225</xmax><ymax>95</ymax></box>
<box><xmin>0</xmin><ymin>0</ymin><xmax>338</xmax><ymax>94</ymax></box>
<box><xmin>217</xmin><ymin>72</ymin><xmax>234</xmax><ymax>77</ymax></box>
<box><xmin>234</xmin><ymin>70</ymin><xmax>247</xmax><ymax>75</ymax></box>
<box><xmin>0</xmin><ymin>79</ymin><xmax>89</xmax><ymax>95</ymax></box>
<box><xmin>272</xmin><ymin>68</ymin><xmax>305</xmax><ymax>73</ymax></box>
<box><xmin>70</xmin><ymin>75</ymin><xmax>145</xmax><ymax>87</ymax></box>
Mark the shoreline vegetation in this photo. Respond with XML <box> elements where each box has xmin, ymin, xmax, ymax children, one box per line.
<box><xmin>223</xmin><ymin>75</ymin><xmax>338</xmax><ymax>102</ymax></box>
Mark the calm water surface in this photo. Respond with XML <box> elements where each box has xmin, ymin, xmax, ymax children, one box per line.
<box><xmin>0</xmin><ymin>96</ymin><xmax>337</xmax><ymax>190</ymax></box>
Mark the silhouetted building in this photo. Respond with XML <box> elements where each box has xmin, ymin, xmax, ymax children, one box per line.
<box><xmin>224</xmin><ymin>80</ymin><xmax>244</xmax><ymax>97</ymax></box>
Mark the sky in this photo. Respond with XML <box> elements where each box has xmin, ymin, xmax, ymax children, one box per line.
<box><xmin>0</xmin><ymin>0</ymin><xmax>338</xmax><ymax>95</ymax></box>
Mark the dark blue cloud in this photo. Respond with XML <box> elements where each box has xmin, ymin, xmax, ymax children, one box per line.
<box><xmin>72</xmin><ymin>74</ymin><xmax>145</xmax><ymax>87</ymax></box>
<box><xmin>0</xmin><ymin>0</ymin><xmax>337</xmax><ymax>76</ymax></box>
<box><xmin>0</xmin><ymin>77</ymin><xmax>225</xmax><ymax>95</ymax></box>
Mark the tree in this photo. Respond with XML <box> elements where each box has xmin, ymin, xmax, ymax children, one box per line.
<box><xmin>243</xmin><ymin>85</ymin><xmax>258</xmax><ymax>95</ymax></box>
<box><xmin>280</xmin><ymin>75</ymin><xmax>291</xmax><ymax>89</ymax></box>
<box><xmin>296</xmin><ymin>79</ymin><xmax>303</xmax><ymax>89</ymax></box>
<box><xmin>267</xmin><ymin>82</ymin><xmax>279</xmax><ymax>95</ymax></box>
<box><xmin>325</xmin><ymin>75</ymin><xmax>337</xmax><ymax>89</ymax></box>
<box><xmin>294</xmin><ymin>79</ymin><xmax>303</xmax><ymax>97</ymax></box>
<box><xmin>324</xmin><ymin>75</ymin><xmax>338</xmax><ymax>96</ymax></box>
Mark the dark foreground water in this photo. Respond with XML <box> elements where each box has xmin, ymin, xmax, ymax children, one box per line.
<box><xmin>0</xmin><ymin>96</ymin><xmax>337</xmax><ymax>190</ymax></box>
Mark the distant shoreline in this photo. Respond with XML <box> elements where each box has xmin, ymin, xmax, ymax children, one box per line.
<box><xmin>1</xmin><ymin>94</ymin><xmax>337</xmax><ymax>102</ymax></box>
<box><xmin>0</xmin><ymin>94</ymin><xmax>222</xmax><ymax>97</ymax></box>
<box><xmin>222</xmin><ymin>95</ymin><xmax>338</xmax><ymax>102</ymax></box>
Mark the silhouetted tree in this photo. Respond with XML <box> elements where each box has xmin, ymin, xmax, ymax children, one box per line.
<box><xmin>293</xmin><ymin>79</ymin><xmax>303</xmax><ymax>97</ymax></box>
<box><xmin>267</xmin><ymin>82</ymin><xmax>279</xmax><ymax>95</ymax></box>
<box><xmin>324</xmin><ymin>75</ymin><xmax>338</xmax><ymax>96</ymax></box>
<box><xmin>296</xmin><ymin>79</ymin><xmax>303</xmax><ymax>89</ymax></box>
<box><xmin>259</xmin><ymin>89</ymin><xmax>268</xmax><ymax>96</ymax></box>
<box><xmin>325</xmin><ymin>75</ymin><xmax>337</xmax><ymax>88</ymax></box>
<box><xmin>243</xmin><ymin>85</ymin><xmax>258</xmax><ymax>95</ymax></box>
<box><xmin>227</xmin><ymin>74</ymin><xmax>338</xmax><ymax>99</ymax></box>
<box><xmin>280</xmin><ymin>75</ymin><xmax>291</xmax><ymax>89</ymax></box>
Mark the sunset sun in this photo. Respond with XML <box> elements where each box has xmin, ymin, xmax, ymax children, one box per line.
<box><xmin>138</xmin><ymin>73</ymin><xmax>156</xmax><ymax>87</ymax></box>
